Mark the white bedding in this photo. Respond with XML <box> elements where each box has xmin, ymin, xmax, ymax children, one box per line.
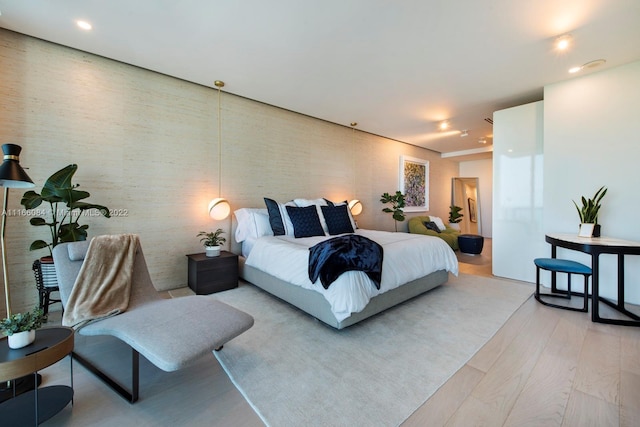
<box><xmin>245</xmin><ymin>229</ymin><xmax>459</xmax><ymax>321</ymax></box>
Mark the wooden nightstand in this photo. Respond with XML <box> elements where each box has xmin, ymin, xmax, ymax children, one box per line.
<box><xmin>186</xmin><ymin>251</ymin><xmax>238</xmax><ymax>295</ymax></box>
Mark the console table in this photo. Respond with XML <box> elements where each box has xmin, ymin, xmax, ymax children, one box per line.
<box><xmin>0</xmin><ymin>327</ymin><xmax>74</xmax><ymax>425</ymax></box>
<box><xmin>545</xmin><ymin>233</ymin><xmax>640</xmax><ymax>326</ymax></box>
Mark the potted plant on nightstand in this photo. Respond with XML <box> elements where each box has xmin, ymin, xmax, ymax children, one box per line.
<box><xmin>1</xmin><ymin>307</ymin><xmax>45</xmax><ymax>349</ymax></box>
<box><xmin>573</xmin><ymin>186</ymin><xmax>607</xmax><ymax>237</ymax></box>
<box><xmin>448</xmin><ymin>205</ymin><xmax>463</xmax><ymax>230</ymax></box>
<box><xmin>198</xmin><ymin>229</ymin><xmax>226</xmax><ymax>257</ymax></box>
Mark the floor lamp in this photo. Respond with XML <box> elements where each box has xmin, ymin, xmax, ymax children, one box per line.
<box><xmin>0</xmin><ymin>143</ymin><xmax>36</xmax><ymax>402</ymax></box>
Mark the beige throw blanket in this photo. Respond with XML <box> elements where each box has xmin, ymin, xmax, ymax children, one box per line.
<box><xmin>62</xmin><ymin>234</ymin><xmax>139</xmax><ymax>329</ymax></box>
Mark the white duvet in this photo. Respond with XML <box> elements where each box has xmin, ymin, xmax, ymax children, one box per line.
<box><xmin>245</xmin><ymin>229</ymin><xmax>459</xmax><ymax>321</ymax></box>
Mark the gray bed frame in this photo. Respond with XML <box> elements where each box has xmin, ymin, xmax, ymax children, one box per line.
<box><xmin>239</xmin><ymin>257</ymin><xmax>448</xmax><ymax>329</ymax></box>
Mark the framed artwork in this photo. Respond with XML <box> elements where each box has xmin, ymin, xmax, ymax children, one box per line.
<box><xmin>399</xmin><ymin>156</ymin><xmax>429</xmax><ymax>212</ymax></box>
<box><xmin>468</xmin><ymin>198</ymin><xmax>477</xmax><ymax>223</ymax></box>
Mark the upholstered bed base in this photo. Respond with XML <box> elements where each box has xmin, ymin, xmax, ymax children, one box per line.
<box><xmin>239</xmin><ymin>257</ymin><xmax>449</xmax><ymax>329</ymax></box>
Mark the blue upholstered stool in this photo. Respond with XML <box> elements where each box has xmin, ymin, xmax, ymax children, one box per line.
<box><xmin>534</xmin><ymin>258</ymin><xmax>591</xmax><ymax>312</ymax></box>
<box><xmin>458</xmin><ymin>234</ymin><xmax>484</xmax><ymax>255</ymax></box>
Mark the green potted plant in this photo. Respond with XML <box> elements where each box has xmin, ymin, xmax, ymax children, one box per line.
<box><xmin>573</xmin><ymin>185</ymin><xmax>607</xmax><ymax>237</ymax></box>
<box><xmin>198</xmin><ymin>228</ymin><xmax>226</xmax><ymax>257</ymax></box>
<box><xmin>1</xmin><ymin>307</ymin><xmax>44</xmax><ymax>349</ymax></box>
<box><xmin>21</xmin><ymin>164</ymin><xmax>111</xmax><ymax>256</ymax></box>
<box><xmin>380</xmin><ymin>191</ymin><xmax>406</xmax><ymax>232</ymax></box>
<box><xmin>21</xmin><ymin>164</ymin><xmax>111</xmax><ymax>290</ymax></box>
<box><xmin>448</xmin><ymin>205</ymin><xmax>463</xmax><ymax>230</ymax></box>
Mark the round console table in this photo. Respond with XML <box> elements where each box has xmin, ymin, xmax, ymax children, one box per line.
<box><xmin>0</xmin><ymin>327</ymin><xmax>74</xmax><ymax>426</ymax></box>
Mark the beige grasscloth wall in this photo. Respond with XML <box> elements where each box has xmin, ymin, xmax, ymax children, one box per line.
<box><xmin>0</xmin><ymin>29</ymin><xmax>458</xmax><ymax>315</ymax></box>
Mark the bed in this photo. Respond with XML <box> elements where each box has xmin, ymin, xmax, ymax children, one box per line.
<box><xmin>233</xmin><ymin>199</ymin><xmax>459</xmax><ymax>329</ymax></box>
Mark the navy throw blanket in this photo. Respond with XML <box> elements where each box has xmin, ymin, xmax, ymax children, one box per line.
<box><xmin>308</xmin><ymin>234</ymin><xmax>384</xmax><ymax>290</ymax></box>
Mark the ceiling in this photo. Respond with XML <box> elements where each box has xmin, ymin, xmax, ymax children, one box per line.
<box><xmin>1</xmin><ymin>1</ymin><xmax>639</xmax><ymax>159</ymax></box>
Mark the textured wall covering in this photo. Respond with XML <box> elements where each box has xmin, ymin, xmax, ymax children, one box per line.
<box><xmin>0</xmin><ymin>29</ymin><xmax>458</xmax><ymax>314</ymax></box>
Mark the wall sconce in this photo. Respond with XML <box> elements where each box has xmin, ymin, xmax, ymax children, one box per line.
<box><xmin>209</xmin><ymin>80</ymin><xmax>230</xmax><ymax>220</ymax></box>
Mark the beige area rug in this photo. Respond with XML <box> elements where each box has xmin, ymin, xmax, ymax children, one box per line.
<box><xmin>212</xmin><ymin>274</ymin><xmax>533</xmax><ymax>427</ymax></box>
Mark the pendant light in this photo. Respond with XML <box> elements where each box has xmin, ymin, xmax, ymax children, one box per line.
<box><xmin>209</xmin><ymin>80</ymin><xmax>230</xmax><ymax>220</ymax></box>
<box><xmin>348</xmin><ymin>122</ymin><xmax>362</xmax><ymax>216</ymax></box>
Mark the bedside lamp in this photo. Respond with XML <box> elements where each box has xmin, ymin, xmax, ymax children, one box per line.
<box><xmin>0</xmin><ymin>144</ymin><xmax>35</xmax><ymax>317</ymax></box>
<box><xmin>348</xmin><ymin>199</ymin><xmax>363</xmax><ymax>216</ymax></box>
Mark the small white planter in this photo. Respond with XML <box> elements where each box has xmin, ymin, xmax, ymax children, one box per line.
<box><xmin>8</xmin><ymin>330</ymin><xmax>36</xmax><ymax>349</ymax></box>
<box><xmin>205</xmin><ymin>245</ymin><xmax>221</xmax><ymax>257</ymax></box>
<box><xmin>449</xmin><ymin>223</ymin><xmax>461</xmax><ymax>231</ymax></box>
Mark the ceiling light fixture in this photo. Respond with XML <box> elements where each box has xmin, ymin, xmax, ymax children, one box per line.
<box><xmin>568</xmin><ymin>59</ymin><xmax>606</xmax><ymax>74</ymax></box>
<box><xmin>76</xmin><ymin>20</ymin><xmax>93</xmax><ymax>30</ymax></box>
<box><xmin>554</xmin><ymin>34</ymin><xmax>573</xmax><ymax>51</ymax></box>
<box><xmin>439</xmin><ymin>121</ymin><xmax>449</xmax><ymax>131</ymax></box>
<box><xmin>478</xmin><ymin>138</ymin><xmax>487</xmax><ymax>144</ymax></box>
<box><xmin>209</xmin><ymin>80</ymin><xmax>231</xmax><ymax>220</ymax></box>
<box><xmin>460</xmin><ymin>130</ymin><xmax>468</xmax><ymax>137</ymax></box>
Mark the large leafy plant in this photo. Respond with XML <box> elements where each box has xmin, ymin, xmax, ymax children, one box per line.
<box><xmin>573</xmin><ymin>186</ymin><xmax>607</xmax><ymax>224</ymax></box>
<box><xmin>380</xmin><ymin>191</ymin><xmax>406</xmax><ymax>231</ymax></box>
<box><xmin>21</xmin><ymin>164</ymin><xmax>111</xmax><ymax>256</ymax></box>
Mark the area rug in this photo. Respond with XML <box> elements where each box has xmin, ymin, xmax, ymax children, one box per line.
<box><xmin>212</xmin><ymin>273</ymin><xmax>533</xmax><ymax>427</ymax></box>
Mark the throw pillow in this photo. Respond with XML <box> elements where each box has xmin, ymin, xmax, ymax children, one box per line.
<box><xmin>286</xmin><ymin>205</ymin><xmax>325</xmax><ymax>238</ymax></box>
<box><xmin>423</xmin><ymin>221</ymin><xmax>441</xmax><ymax>233</ymax></box>
<box><xmin>429</xmin><ymin>216</ymin><xmax>446</xmax><ymax>232</ymax></box>
<box><xmin>264</xmin><ymin>197</ymin><xmax>295</xmax><ymax>236</ymax></box>
<box><xmin>321</xmin><ymin>204</ymin><xmax>355</xmax><ymax>235</ymax></box>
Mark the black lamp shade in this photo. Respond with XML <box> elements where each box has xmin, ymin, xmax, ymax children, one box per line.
<box><xmin>0</xmin><ymin>144</ymin><xmax>35</xmax><ymax>188</ymax></box>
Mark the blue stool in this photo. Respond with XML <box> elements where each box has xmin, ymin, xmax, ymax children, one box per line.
<box><xmin>534</xmin><ymin>258</ymin><xmax>591</xmax><ymax>312</ymax></box>
<box><xmin>458</xmin><ymin>234</ymin><xmax>484</xmax><ymax>255</ymax></box>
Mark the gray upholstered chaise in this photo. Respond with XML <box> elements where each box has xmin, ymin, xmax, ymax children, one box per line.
<box><xmin>52</xmin><ymin>239</ymin><xmax>254</xmax><ymax>403</ymax></box>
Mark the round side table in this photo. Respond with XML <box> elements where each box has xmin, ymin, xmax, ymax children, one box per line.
<box><xmin>0</xmin><ymin>327</ymin><xmax>74</xmax><ymax>426</ymax></box>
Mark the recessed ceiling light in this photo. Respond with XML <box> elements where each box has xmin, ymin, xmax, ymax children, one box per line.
<box><xmin>76</xmin><ymin>20</ymin><xmax>92</xmax><ymax>30</ymax></box>
<box><xmin>478</xmin><ymin>138</ymin><xmax>487</xmax><ymax>144</ymax></box>
<box><xmin>460</xmin><ymin>130</ymin><xmax>468</xmax><ymax>137</ymax></box>
<box><xmin>554</xmin><ymin>34</ymin><xmax>573</xmax><ymax>51</ymax></box>
<box><xmin>439</xmin><ymin>121</ymin><xmax>449</xmax><ymax>131</ymax></box>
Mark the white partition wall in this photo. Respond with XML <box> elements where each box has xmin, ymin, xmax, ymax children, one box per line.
<box><xmin>492</xmin><ymin>101</ymin><xmax>547</xmax><ymax>283</ymax></box>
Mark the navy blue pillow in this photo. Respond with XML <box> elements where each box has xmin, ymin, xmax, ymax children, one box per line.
<box><xmin>321</xmin><ymin>204</ymin><xmax>354</xmax><ymax>235</ymax></box>
<box><xmin>286</xmin><ymin>205</ymin><xmax>325</xmax><ymax>238</ymax></box>
<box><xmin>264</xmin><ymin>197</ymin><xmax>285</xmax><ymax>235</ymax></box>
<box><xmin>423</xmin><ymin>221</ymin><xmax>441</xmax><ymax>233</ymax></box>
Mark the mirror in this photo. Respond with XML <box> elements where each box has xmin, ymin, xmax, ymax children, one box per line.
<box><xmin>451</xmin><ymin>177</ymin><xmax>481</xmax><ymax>235</ymax></box>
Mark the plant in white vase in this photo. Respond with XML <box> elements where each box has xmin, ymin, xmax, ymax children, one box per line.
<box><xmin>1</xmin><ymin>307</ymin><xmax>45</xmax><ymax>349</ymax></box>
<box><xmin>197</xmin><ymin>229</ymin><xmax>226</xmax><ymax>257</ymax></box>
<box><xmin>573</xmin><ymin>186</ymin><xmax>607</xmax><ymax>237</ymax></box>
<box><xmin>448</xmin><ymin>205</ymin><xmax>463</xmax><ymax>230</ymax></box>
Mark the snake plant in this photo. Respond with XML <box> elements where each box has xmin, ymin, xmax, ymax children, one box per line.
<box><xmin>573</xmin><ymin>186</ymin><xmax>607</xmax><ymax>224</ymax></box>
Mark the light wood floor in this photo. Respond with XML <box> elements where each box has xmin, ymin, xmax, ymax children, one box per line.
<box><xmin>38</xmin><ymin>239</ymin><xmax>639</xmax><ymax>426</ymax></box>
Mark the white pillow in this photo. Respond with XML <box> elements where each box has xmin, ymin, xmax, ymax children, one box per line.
<box><xmin>234</xmin><ymin>208</ymin><xmax>273</xmax><ymax>243</ymax></box>
<box><xmin>429</xmin><ymin>216</ymin><xmax>446</xmax><ymax>232</ymax></box>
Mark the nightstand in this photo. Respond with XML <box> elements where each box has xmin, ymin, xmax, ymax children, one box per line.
<box><xmin>186</xmin><ymin>251</ymin><xmax>238</xmax><ymax>295</ymax></box>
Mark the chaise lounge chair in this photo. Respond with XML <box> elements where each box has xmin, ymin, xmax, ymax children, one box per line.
<box><xmin>52</xmin><ymin>235</ymin><xmax>254</xmax><ymax>403</ymax></box>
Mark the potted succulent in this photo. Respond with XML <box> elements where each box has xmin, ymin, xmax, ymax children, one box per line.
<box><xmin>573</xmin><ymin>186</ymin><xmax>607</xmax><ymax>237</ymax></box>
<box><xmin>380</xmin><ymin>191</ymin><xmax>406</xmax><ymax>232</ymax></box>
<box><xmin>21</xmin><ymin>164</ymin><xmax>111</xmax><ymax>289</ymax></box>
<box><xmin>448</xmin><ymin>205</ymin><xmax>463</xmax><ymax>230</ymax></box>
<box><xmin>198</xmin><ymin>228</ymin><xmax>226</xmax><ymax>257</ymax></box>
<box><xmin>1</xmin><ymin>307</ymin><xmax>45</xmax><ymax>349</ymax></box>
